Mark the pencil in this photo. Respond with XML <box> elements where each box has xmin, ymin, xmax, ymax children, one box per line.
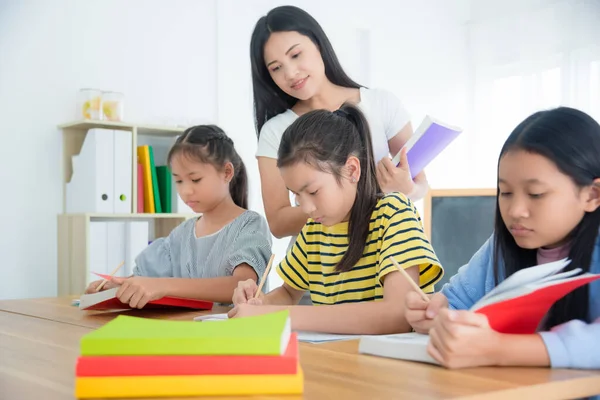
<box><xmin>389</xmin><ymin>257</ymin><xmax>430</xmax><ymax>302</ymax></box>
<box><xmin>254</xmin><ymin>254</ymin><xmax>275</xmax><ymax>298</ymax></box>
<box><xmin>95</xmin><ymin>261</ymin><xmax>125</xmax><ymax>292</ymax></box>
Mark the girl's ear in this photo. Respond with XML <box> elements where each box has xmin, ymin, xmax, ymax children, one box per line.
<box><xmin>223</xmin><ymin>162</ymin><xmax>235</xmax><ymax>183</ymax></box>
<box><xmin>345</xmin><ymin>156</ymin><xmax>361</xmax><ymax>183</ymax></box>
<box><xmin>583</xmin><ymin>178</ymin><xmax>600</xmax><ymax>212</ymax></box>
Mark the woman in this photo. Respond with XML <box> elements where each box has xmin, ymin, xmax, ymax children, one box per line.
<box><xmin>251</xmin><ymin>5</ymin><xmax>428</xmax><ymax>240</ymax></box>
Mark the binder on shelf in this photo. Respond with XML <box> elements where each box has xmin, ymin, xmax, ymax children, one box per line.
<box><xmin>112</xmin><ymin>130</ymin><xmax>133</xmax><ymax>213</ymax></box>
<box><xmin>148</xmin><ymin>146</ymin><xmax>162</xmax><ymax>213</ymax></box>
<box><xmin>67</xmin><ymin>129</ymin><xmax>115</xmax><ymax>213</ymax></box>
<box><xmin>156</xmin><ymin>166</ymin><xmax>172</xmax><ymax>213</ymax></box>
<box><xmin>125</xmin><ymin>221</ymin><xmax>149</xmax><ymax>276</ymax></box>
<box><xmin>137</xmin><ymin>146</ymin><xmax>155</xmax><ymax>213</ymax></box>
<box><xmin>87</xmin><ymin>221</ymin><xmax>149</xmax><ymax>284</ymax></box>
<box><xmin>88</xmin><ymin>222</ymin><xmax>108</xmax><ymax>284</ymax></box>
<box><xmin>137</xmin><ymin>163</ymin><xmax>144</xmax><ymax>213</ymax></box>
<box><xmin>66</xmin><ymin>129</ymin><xmax>132</xmax><ymax>214</ymax></box>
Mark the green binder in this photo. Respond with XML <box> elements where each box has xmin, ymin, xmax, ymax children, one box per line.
<box><xmin>147</xmin><ymin>146</ymin><xmax>162</xmax><ymax>213</ymax></box>
<box><xmin>155</xmin><ymin>165</ymin><xmax>172</xmax><ymax>213</ymax></box>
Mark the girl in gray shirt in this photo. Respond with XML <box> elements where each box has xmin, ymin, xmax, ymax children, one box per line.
<box><xmin>85</xmin><ymin>125</ymin><xmax>272</xmax><ymax>307</ymax></box>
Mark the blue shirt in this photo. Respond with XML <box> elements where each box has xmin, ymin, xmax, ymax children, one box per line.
<box><xmin>441</xmin><ymin>234</ymin><xmax>600</xmax><ymax>371</ymax></box>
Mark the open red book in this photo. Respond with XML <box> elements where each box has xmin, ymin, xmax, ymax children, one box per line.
<box><xmin>79</xmin><ymin>274</ymin><xmax>213</xmax><ymax>311</ymax></box>
<box><xmin>471</xmin><ymin>258</ymin><xmax>600</xmax><ymax>334</ymax></box>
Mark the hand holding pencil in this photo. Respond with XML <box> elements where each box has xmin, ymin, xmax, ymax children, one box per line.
<box><xmin>83</xmin><ymin>261</ymin><xmax>125</xmax><ymax>294</ymax></box>
<box><xmin>389</xmin><ymin>256</ymin><xmax>448</xmax><ymax>334</ymax></box>
<box><xmin>231</xmin><ymin>254</ymin><xmax>275</xmax><ymax>306</ymax></box>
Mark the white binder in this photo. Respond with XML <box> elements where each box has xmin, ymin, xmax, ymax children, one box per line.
<box><xmin>88</xmin><ymin>221</ymin><xmax>108</xmax><ymax>284</ymax></box>
<box><xmin>66</xmin><ymin>129</ymin><xmax>114</xmax><ymax>213</ymax></box>
<box><xmin>87</xmin><ymin>221</ymin><xmax>149</xmax><ymax>283</ymax></box>
<box><xmin>66</xmin><ymin>128</ymin><xmax>133</xmax><ymax>213</ymax></box>
<box><xmin>112</xmin><ymin>130</ymin><xmax>133</xmax><ymax>213</ymax></box>
<box><xmin>106</xmin><ymin>221</ymin><xmax>126</xmax><ymax>278</ymax></box>
<box><xmin>125</xmin><ymin>221</ymin><xmax>150</xmax><ymax>276</ymax></box>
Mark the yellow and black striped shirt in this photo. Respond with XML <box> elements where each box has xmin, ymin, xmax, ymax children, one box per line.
<box><xmin>277</xmin><ymin>193</ymin><xmax>443</xmax><ymax>305</ymax></box>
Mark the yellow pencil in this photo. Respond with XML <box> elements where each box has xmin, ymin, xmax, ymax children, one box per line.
<box><xmin>389</xmin><ymin>257</ymin><xmax>429</xmax><ymax>302</ymax></box>
<box><xmin>95</xmin><ymin>261</ymin><xmax>125</xmax><ymax>292</ymax></box>
<box><xmin>254</xmin><ymin>254</ymin><xmax>275</xmax><ymax>298</ymax></box>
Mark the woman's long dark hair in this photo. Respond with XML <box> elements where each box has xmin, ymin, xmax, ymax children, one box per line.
<box><xmin>250</xmin><ymin>5</ymin><xmax>361</xmax><ymax>138</ymax></box>
<box><xmin>167</xmin><ymin>125</ymin><xmax>248</xmax><ymax>209</ymax></box>
<box><xmin>493</xmin><ymin>107</ymin><xmax>600</xmax><ymax>328</ymax></box>
<box><xmin>277</xmin><ymin>103</ymin><xmax>380</xmax><ymax>272</ymax></box>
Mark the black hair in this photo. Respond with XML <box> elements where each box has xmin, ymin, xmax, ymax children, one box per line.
<box><xmin>167</xmin><ymin>125</ymin><xmax>248</xmax><ymax>209</ymax></box>
<box><xmin>493</xmin><ymin>107</ymin><xmax>600</xmax><ymax>328</ymax></box>
<box><xmin>250</xmin><ymin>5</ymin><xmax>362</xmax><ymax>138</ymax></box>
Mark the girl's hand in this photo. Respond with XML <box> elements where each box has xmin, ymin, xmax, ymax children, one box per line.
<box><xmin>111</xmin><ymin>276</ymin><xmax>168</xmax><ymax>309</ymax></box>
<box><xmin>228</xmin><ymin>303</ymin><xmax>257</xmax><ymax>319</ymax></box>
<box><xmin>428</xmin><ymin>309</ymin><xmax>503</xmax><ymax>369</ymax></box>
<box><xmin>232</xmin><ymin>279</ymin><xmax>264</xmax><ymax>305</ymax></box>
<box><xmin>377</xmin><ymin>147</ymin><xmax>414</xmax><ymax>195</ymax></box>
<box><xmin>84</xmin><ymin>279</ymin><xmax>119</xmax><ymax>294</ymax></box>
<box><xmin>405</xmin><ymin>292</ymin><xmax>448</xmax><ymax>333</ymax></box>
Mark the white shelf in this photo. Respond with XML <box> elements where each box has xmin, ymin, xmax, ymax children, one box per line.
<box><xmin>57</xmin><ymin>119</ymin><xmax>193</xmax><ymax>295</ymax></box>
<box><xmin>58</xmin><ymin>120</ymin><xmax>186</xmax><ymax>137</ymax></box>
<box><xmin>66</xmin><ymin>213</ymin><xmax>197</xmax><ymax>219</ymax></box>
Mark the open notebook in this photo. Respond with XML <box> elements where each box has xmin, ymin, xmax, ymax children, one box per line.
<box><xmin>194</xmin><ymin>314</ymin><xmax>360</xmax><ymax>344</ymax></box>
<box><xmin>359</xmin><ymin>258</ymin><xmax>600</xmax><ymax>364</ymax></box>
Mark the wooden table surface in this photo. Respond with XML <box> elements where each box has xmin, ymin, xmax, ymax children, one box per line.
<box><xmin>1</xmin><ymin>297</ymin><xmax>599</xmax><ymax>400</ymax></box>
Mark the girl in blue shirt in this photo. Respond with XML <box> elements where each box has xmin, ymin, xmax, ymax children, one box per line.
<box><xmin>406</xmin><ymin>107</ymin><xmax>600</xmax><ymax>371</ymax></box>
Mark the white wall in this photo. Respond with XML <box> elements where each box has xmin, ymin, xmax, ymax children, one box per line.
<box><xmin>0</xmin><ymin>0</ymin><xmax>218</xmax><ymax>299</ymax></box>
<box><xmin>466</xmin><ymin>0</ymin><xmax>600</xmax><ymax>187</ymax></box>
<box><xmin>0</xmin><ymin>0</ymin><xmax>471</xmax><ymax>299</ymax></box>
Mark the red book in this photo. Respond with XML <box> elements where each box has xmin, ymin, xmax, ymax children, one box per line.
<box><xmin>79</xmin><ymin>287</ymin><xmax>213</xmax><ymax>311</ymax></box>
<box><xmin>471</xmin><ymin>259</ymin><xmax>600</xmax><ymax>334</ymax></box>
<box><xmin>76</xmin><ymin>334</ymin><xmax>298</xmax><ymax>376</ymax></box>
<box><xmin>137</xmin><ymin>163</ymin><xmax>144</xmax><ymax>213</ymax></box>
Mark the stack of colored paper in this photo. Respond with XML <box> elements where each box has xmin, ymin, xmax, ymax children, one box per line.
<box><xmin>75</xmin><ymin>311</ymin><xmax>303</xmax><ymax>398</ymax></box>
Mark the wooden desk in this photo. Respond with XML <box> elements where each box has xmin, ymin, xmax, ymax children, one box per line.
<box><xmin>1</xmin><ymin>298</ymin><xmax>599</xmax><ymax>400</ymax></box>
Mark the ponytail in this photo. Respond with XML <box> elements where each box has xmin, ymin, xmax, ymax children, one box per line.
<box><xmin>339</xmin><ymin>105</ymin><xmax>381</xmax><ymax>272</ymax></box>
<box><xmin>229</xmin><ymin>154</ymin><xmax>248</xmax><ymax>209</ymax></box>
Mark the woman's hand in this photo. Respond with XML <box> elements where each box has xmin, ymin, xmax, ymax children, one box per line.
<box><xmin>377</xmin><ymin>148</ymin><xmax>414</xmax><ymax>195</ymax></box>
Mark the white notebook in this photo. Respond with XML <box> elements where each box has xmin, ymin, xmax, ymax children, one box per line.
<box><xmin>193</xmin><ymin>313</ymin><xmax>229</xmax><ymax>321</ymax></box>
<box><xmin>358</xmin><ymin>332</ymin><xmax>437</xmax><ymax>364</ymax></box>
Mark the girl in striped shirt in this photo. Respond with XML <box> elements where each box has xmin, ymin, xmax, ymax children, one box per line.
<box><xmin>84</xmin><ymin>125</ymin><xmax>272</xmax><ymax>307</ymax></box>
<box><xmin>230</xmin><ymin>104</ymin><xmax>443</xmax><ymax>334</ymax></box>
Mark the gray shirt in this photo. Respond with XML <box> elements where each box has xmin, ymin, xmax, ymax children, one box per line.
<box><xmin>133</xmin><ymin>210</ymin><xmax>272</xmax><ymax>292</ymax></box>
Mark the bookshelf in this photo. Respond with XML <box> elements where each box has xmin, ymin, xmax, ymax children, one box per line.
<box><xmin>57</xmin><ymin>120</ymin><xmax>196</xmax><ymax>295</ymax></box>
